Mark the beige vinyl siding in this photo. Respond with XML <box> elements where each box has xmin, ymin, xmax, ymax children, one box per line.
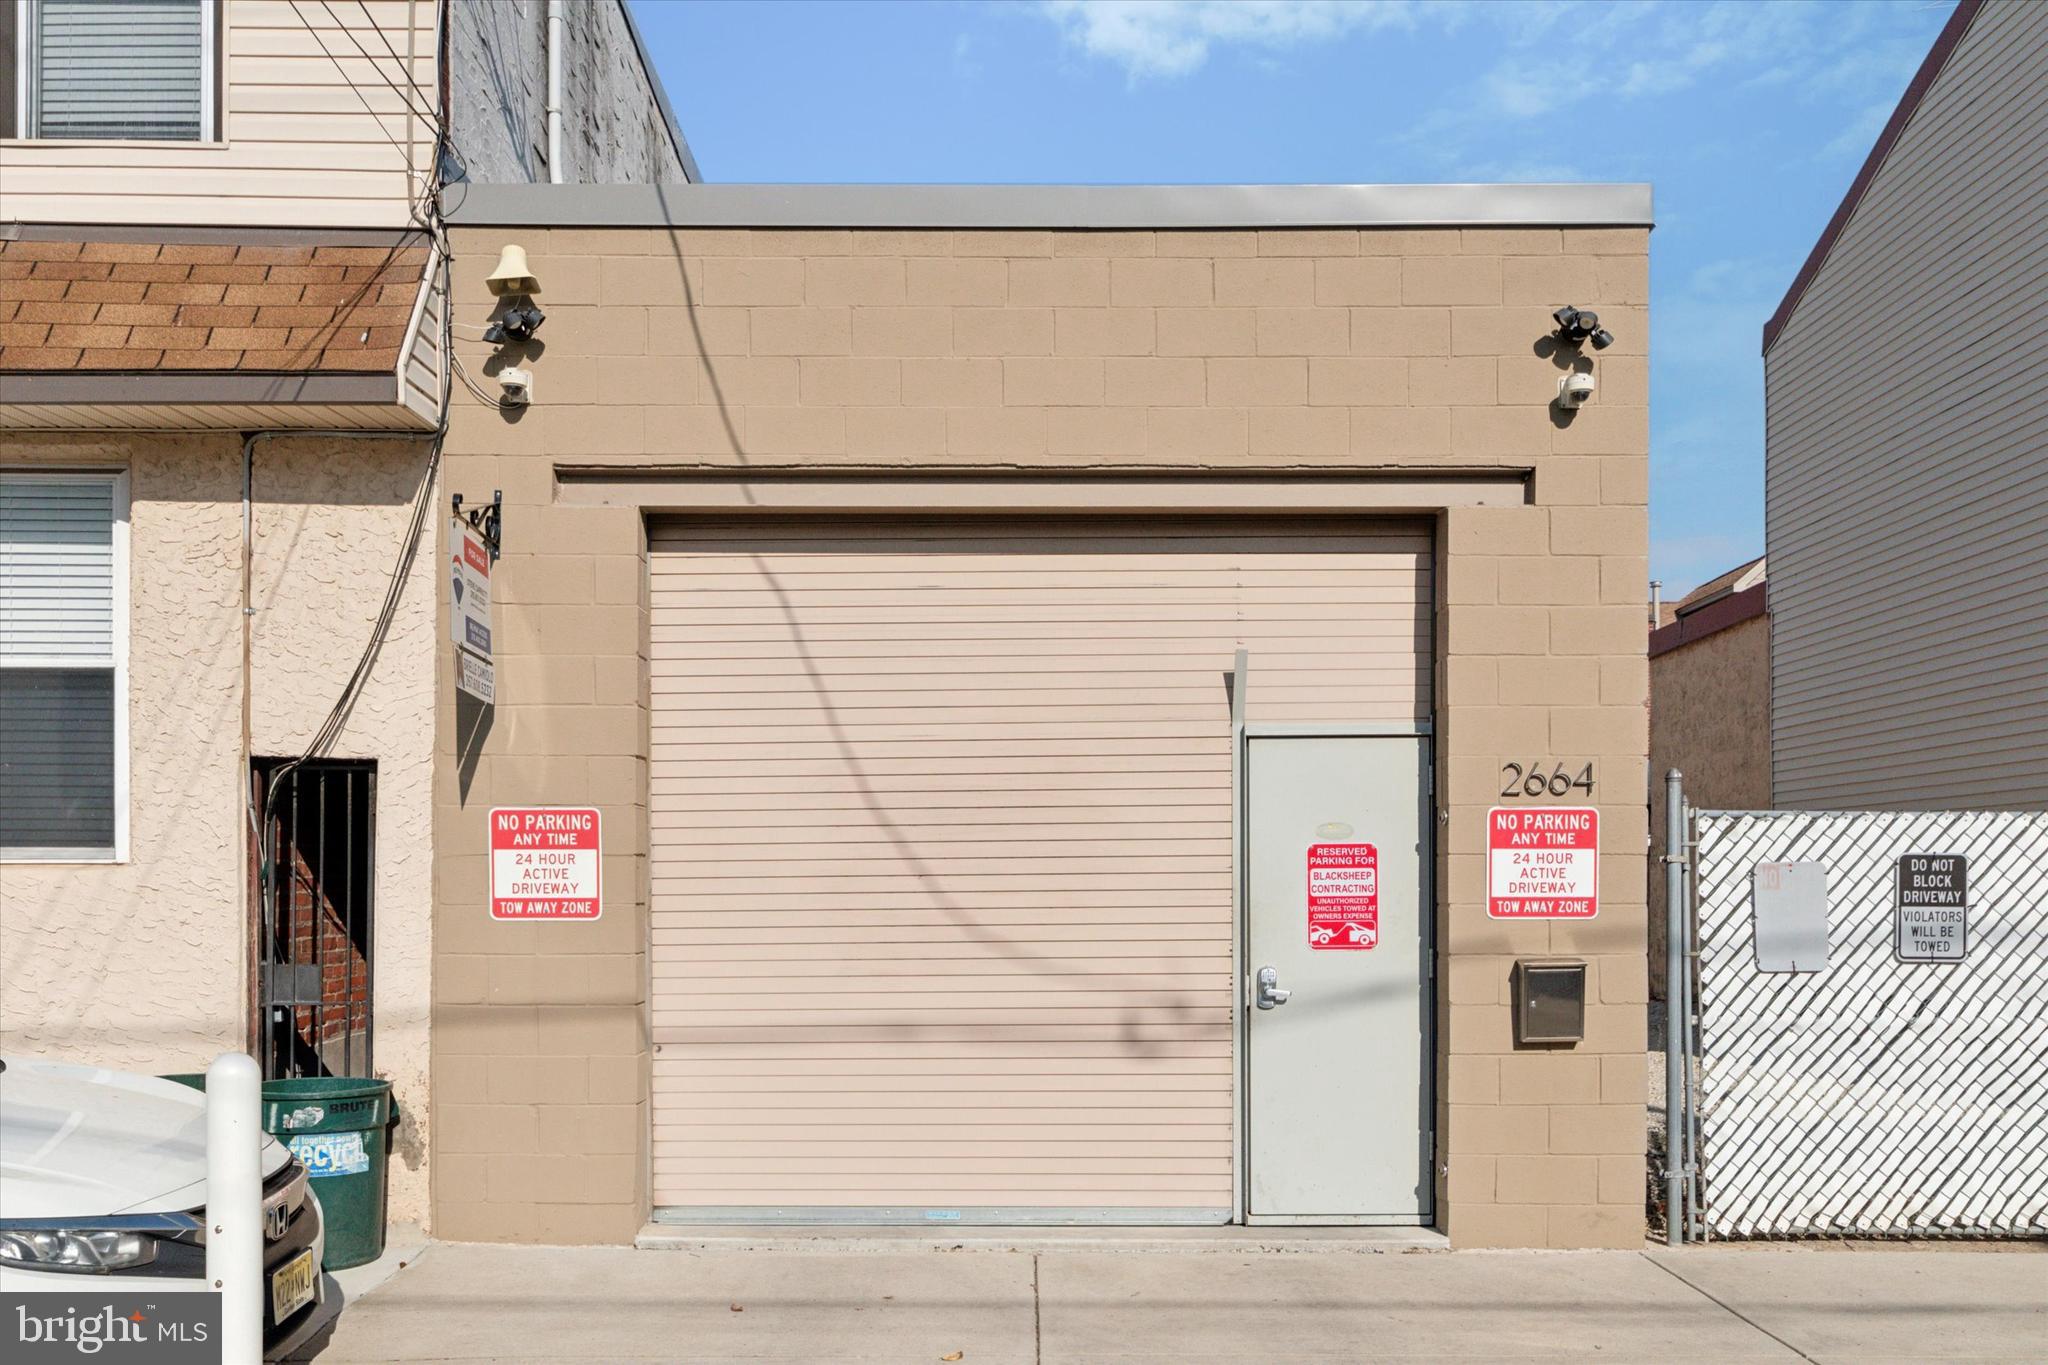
<box><xmin>0</xmin><ymin>0</ymin><xmax>434</xmax><ymax>227</ymax></box>
<box><xmin>399</xmin><ymin>255</ymin><xmax>444</xmax><ymax>424</ymax></box>
<box><xmin>1765</xmin><ymin>0</ymin><xmax>2048</xmax><ymax>810</ymax></box>
<box><xmin>647</xmin><ymin>516</ymin><xmax>1430</xmax><ymax>1213</ymax></box>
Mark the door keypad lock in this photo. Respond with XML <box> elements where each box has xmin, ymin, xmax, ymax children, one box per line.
<box><xmin>1255</xmin><ymin>965</ymin><xmax>1291</xmax><ymax>1009</ymax></box>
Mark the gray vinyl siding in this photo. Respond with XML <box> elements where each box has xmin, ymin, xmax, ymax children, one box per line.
<box><xmin>1764</xmin><ymin>0</ymin><xmax>2048</xmax><ymax>811</ymax></box>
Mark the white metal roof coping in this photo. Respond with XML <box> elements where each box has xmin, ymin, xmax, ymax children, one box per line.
<box><xmin>440</xmin><ymin>182</ymin><xmax>1653</xmax><ymax>230</ymax></box>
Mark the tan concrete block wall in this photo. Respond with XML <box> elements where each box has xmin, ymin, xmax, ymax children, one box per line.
<box><xmin>438</xmin><ymin>222</ymin><xmax>1649</xmax><ymax>1247</ymax></box>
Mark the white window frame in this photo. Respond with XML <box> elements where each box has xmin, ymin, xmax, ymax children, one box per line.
<box><xmin>0</xmin><ymin>468</ymin><xmax>130</xmax><ymax>864</ymax></box>
<box><xmin>11</xmin><ymin>0</ymin><xmax>219</xmax><ymax>143</ymax></box>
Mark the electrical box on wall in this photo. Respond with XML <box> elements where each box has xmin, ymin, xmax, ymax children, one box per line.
<box><xmin>1513</xmin><ymin>958</ymin><xmax>1587</xmax><ymax>1045</ymax></box>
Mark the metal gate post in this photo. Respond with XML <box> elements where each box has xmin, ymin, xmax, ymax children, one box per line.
<box><xmin>1663</xmin><ymin>768</ymin><xmax>1686</xmax><ymax>1244</ymax></box>
<box><xmin>1684</xmin><ymin>801</ymin><xmax>1703</xmax><ymax>1243</ymax></box>
<box><xmin>1687</xmin><ymin>806</ymin><xmax>1703</xmax><ymax>1244</ymax></box>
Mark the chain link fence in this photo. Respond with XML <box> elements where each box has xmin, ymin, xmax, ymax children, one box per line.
<box><xmin>1688</xmin><ymin>808</ymin><xmax>2048</xmax><ymax>1239</ymax></box>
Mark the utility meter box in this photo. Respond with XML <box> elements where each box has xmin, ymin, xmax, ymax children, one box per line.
<box><xmin>1513</xmin><ymin>958</ymin><xmax>1587</xmax><ymax>1045</ymax></box>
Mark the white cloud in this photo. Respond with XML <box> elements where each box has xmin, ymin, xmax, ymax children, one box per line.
<box><xmin>1038</xmin><ymin>0</ymin><xmax>1422</xmax><ymax>80</ymax></box>
<box><xmin>953</xmin><ymin>31</ymin><xmax>984</xmax><ymax>82</ymax></box>
<box><xmin>1396</xmin><ymin>0</ymin><xmax>1935</xmax><ymax>173</ymax></box>
<box><xmin>1482</xmin><ymin>67</ymin><xmax>1553</xmax><ymax>119</ymax></box>
<box><xmin>1819</xmin><ymin>97</ymin><xmax>1894</xmax><ymax>160</ymax></box>
<box><xmin>1452</xmin><ymin>156</ymin><xmax>1589</xmax><ymax>184</ymax></box>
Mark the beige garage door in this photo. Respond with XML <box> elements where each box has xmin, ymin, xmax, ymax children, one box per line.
<box><xmin>649</xmin><ymin>516</ymin><xmax>1431</xmax><ymax>1220</ymax></box>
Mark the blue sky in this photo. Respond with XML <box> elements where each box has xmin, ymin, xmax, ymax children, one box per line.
<box><xmin>629</xmin><ymin>0</ymin><xmax>1954</xmax><ymax>595</ymax></box>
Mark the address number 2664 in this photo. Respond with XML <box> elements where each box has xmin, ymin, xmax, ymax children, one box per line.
<box><xmin>1499</xmin><ymin>761</ymin><xmax>1595</xmax><ymax>799</ymax></box>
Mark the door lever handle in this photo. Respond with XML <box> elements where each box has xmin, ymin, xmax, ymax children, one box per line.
<box><xmin>1255</xmin><ymin>965</ymin><xmax>1290</xmax><ymax>1010</ymax></box>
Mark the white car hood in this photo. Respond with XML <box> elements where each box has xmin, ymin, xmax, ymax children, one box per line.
<box><xmin>0</xmin><ymin>1057</ymin><xmax>288</xmax><ymax>1220</ymax></box>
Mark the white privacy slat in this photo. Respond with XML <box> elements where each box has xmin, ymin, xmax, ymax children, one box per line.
<box><xmin>648</xmin><ymin>516</ymin><xmax>1430</xmax><ymax>1216</ymax></box>
<box><xmin>1694</xmin><ymin>809</ymin><xmax>2048</xmax><ymax>1238</ymax></box>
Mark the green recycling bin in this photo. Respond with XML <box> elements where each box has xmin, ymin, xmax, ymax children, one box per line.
<box><xmin>264</xmin><ymin>1077</ymin><xmax>393</xmax><ymax>1270</ymax></box>
<box><xmin>164</xmin><ymin>1073</ymin><xmax>395</xmax><ymax>1271</ymax></box>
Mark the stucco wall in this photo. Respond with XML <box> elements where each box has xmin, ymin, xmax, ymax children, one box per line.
<box><xmin>449</xmin><ymin>0</ymin><xmax>689</xmax><ymax>186</ymax></box>
<box><xmin>0</xmin><ymin>432</ymin><xmax>438</xmax><ymax>1224</ymax></box>
<box><xmin>434</xmin><ymin>220</ymin><xmax>1651</xmax><ymax>1249</ymax></box>
<box><xmin>1647</xmin><ymin>613</ymin><xmax>1770</xmax><ymax>998</ymax></box>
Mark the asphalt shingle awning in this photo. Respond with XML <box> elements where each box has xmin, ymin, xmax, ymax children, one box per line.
<box><xmin>0</xmin><ymin>230</ymin><xmax>441</xmax><ymax>431</ymax></box>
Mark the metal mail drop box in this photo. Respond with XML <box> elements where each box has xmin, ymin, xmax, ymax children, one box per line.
<box><xmin>1513</xmin><ymin>958</ymin><xmax>1587</xmax><ymax>1045</ymax></box>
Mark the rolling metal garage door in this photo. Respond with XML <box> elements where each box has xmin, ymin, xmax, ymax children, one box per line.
<box><xmin>648</xmin><ymin>516</ymin><xmax>1431</xmax><ymax>1221</ymax></box>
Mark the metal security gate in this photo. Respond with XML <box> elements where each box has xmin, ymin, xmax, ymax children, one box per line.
<box><xmin>253</xmin><ymin>759</ymin><xmax>376</xmax><ymax>1080</ymax></box>
<box><xmin>1687</xmin><ymin>808</ymin><xmax>2048</xmax><ymax>1238</ymax></box>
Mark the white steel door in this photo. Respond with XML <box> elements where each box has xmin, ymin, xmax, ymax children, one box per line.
<box><xmin>1246</xmin><ymin>734</ymin><xmax>1430</xmax><ymax>1221</ymax></box>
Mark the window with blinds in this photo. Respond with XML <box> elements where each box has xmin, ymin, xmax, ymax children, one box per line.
<box><xmin>5</xmin><ymin>0</ymin><xmax>214</xmax><ymax>141</ymax></box>
<box><xmin>0</xmin><ymin>472</ymin><xmax>126</xmax><ymax>859</ymax></box>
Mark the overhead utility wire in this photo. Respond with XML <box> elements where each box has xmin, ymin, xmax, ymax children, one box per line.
<box><xmin>251</xmin><ymin>5</ymin><xmax>463</xmax><ymax>961</ymax></box>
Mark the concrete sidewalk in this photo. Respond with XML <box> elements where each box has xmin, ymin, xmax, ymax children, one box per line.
<box><xmin>313</xmin><ymin>1239</ymin><xmax>2046</xmax><ymax>1363</ymax></box>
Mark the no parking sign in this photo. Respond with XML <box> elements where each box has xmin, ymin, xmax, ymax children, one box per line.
<box><xmin>489</xmin><ymin>807</ymin><xmax>602</xmax><ymax>920</ymax></box>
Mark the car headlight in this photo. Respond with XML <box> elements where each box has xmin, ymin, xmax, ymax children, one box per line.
<box><xmin>0</xmin><ymin>1229</ymin><xmax>159</xmax><ymax>1272</ymax></box>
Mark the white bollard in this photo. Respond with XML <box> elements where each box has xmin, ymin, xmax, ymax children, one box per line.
<box><xmin>205</xmin><ymin>1052</ymin><xmax>264</xmax><ymax>1365</ymax></box>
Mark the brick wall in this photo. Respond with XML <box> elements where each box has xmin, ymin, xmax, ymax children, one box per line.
<box><xmin>284</xmin><ymin>855</ymin><xmax>369</xmax><ymax>1052</ymax></box>
<box><xmin>436</xmin><ymin>221</ymin><xmax>1650</xmax><ymax>1247</ymax></box>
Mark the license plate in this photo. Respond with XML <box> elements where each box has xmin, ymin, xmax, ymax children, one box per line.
<box><xmin>271</xmin><ymin>1249</ymin><xmax>317</xmax><ymax>1323</ymax></box>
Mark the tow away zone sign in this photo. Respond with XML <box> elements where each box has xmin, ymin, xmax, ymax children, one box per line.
<box><xmin>1487</xmin><ymin>807</ymin><xmax>1598</xmax><ymax>919</ymax></box>
<box><xmin>490</xmin><ymin>807</ymin><xmax>601</xmax><ymax>920</ymax></box>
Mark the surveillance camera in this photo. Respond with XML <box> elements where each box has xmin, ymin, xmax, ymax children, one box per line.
<box><xmin>498</xmin><ymin>366</ymin><xmax>533</xmax><ymax>406</ymax></box>
<box><xmin>1557</xmin><ymin>372</ymin><xmax>1595</xmax><ymax>410</ymax></box>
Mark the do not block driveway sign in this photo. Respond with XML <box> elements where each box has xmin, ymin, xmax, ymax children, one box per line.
<box><xmin>1895</xmin><ymin>852</ymin><xmax>1968</xmax><ymax>962</ymax></box>
<box><xmin>490</xmin><ymin>807</ymin><xmax>602</xmax><ymax>920</ymax></box>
